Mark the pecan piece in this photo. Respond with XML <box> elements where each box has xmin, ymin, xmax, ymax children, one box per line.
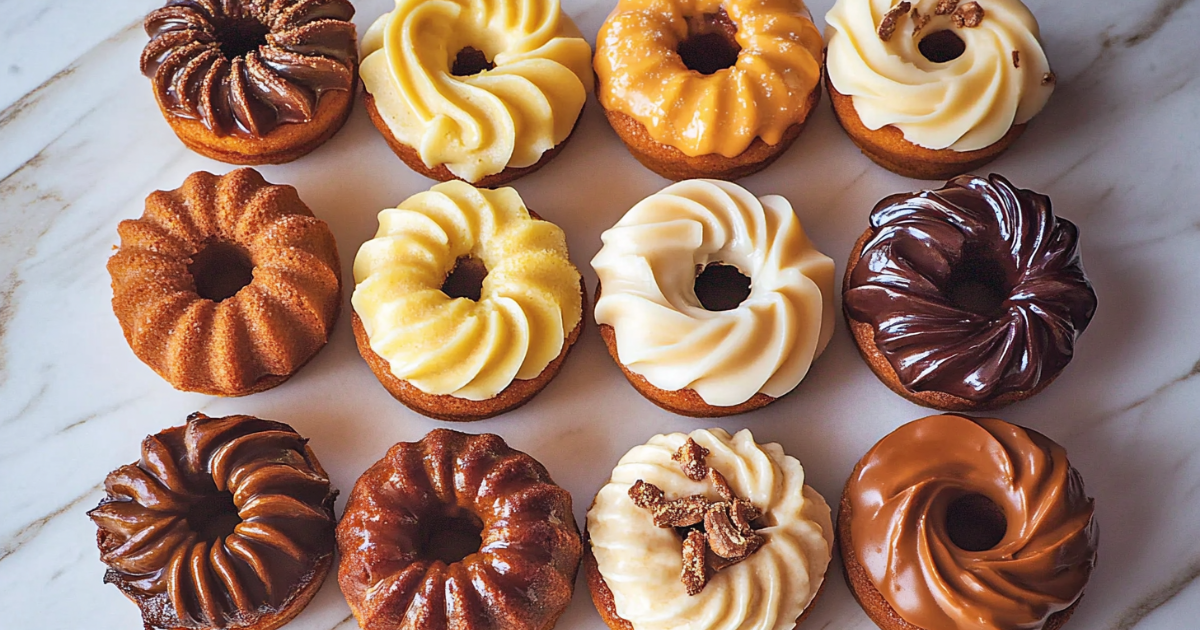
<box><xmin>1012</xmin><ymin>50</ymin><xmax>1020</xmax><ymax>68</ymax></box>
<box><xmin>911</xmin><ymin>8</ymin><xmax>931</xmax><ymax>37</ymax></box>
<box><xmin>673</xmin><ymin>438</ymin><xmax>710</xmax><ymax>481</ymax></box>
<box><xmin>952</xmin><ymin>1</ymin><xmax>984</xmax><ymax>28</ymax></box>
<box><xmin>653</xmin><ymin>495</ymin><xmax>710</xmax><ymax>528</ymax></box>
<box><xmin>878</xmin><ymin>2</ymin><xmax>912</xmax><ymax>41</ymax></box>
<box><xmin>935</xmin><ymin>0</ymin><xmax>959</xmax><ymax>15</ymax></box>
<box><xmin>629</xmin><ymin>479</ymin><xmax>665</xmax><ymax>510</ymax></box>
<box><xmin>681</xmin><ymin>530</ymin><xmax>708</xmax><ymax>595</ymax></box>
<box><xmin>1042</xmin><ymin>71</ymin><xmax>1056</xmax><ymax>85</ymax></box>
<box><xmin>704</xmin><ymin>503</ymin><xmax>765</xmax><ymax>560</ymax></box>
<box><xmin>709</xmin><ymin>468</ymin><xmax>734</xmax><ymax>502</ymax></box>
<box><xmin>729</xmin><ymin>498</ymin><xmax>761</xmax><ymax>534</ymax></box>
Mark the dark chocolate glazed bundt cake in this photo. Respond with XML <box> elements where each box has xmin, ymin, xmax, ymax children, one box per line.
<box><xmin>87</xmin><ymin>412</ymin><xmax>338</xmax><ymax>630</ymax></box>
<box><xmin>108</xmin><ymin>168</ymin><xmax>342</xmax><ymax>396</ymax></box>
<box><xmin>337</xmin><ymin>429</ymin><xmax>583</xmax><ymax>630</ymax></box>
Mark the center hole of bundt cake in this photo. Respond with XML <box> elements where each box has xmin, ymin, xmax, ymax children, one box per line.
<box><xmin>189</xmin><ymin>241</ymin><xmax>254</xmax><ymax>303</ymax></box>
<box><xmin>678</xmin><ymin>10</ymin><xmax>741</xmax><ymax>75</ymax></box>
<box><xmin>451</xmin><ymin>47</ymin><xmax>496</xmax><ymax>76</ymax></box>
<box><xmin>695</xmin><ymin>263</ymin><xmax>751</xmax><ymax>311</ymax></box>
<box><xmin>919</xmin><ymin>30</ymin><xmax>967</xmax><ymax>63</ymax></box>
<box><xmin>944</xmin><ymin>252</ymin><xmax>1011</xmax><ymax>317</ymax></box>
<box><xmin>442</xmin><ymin>256</ymin><xmax>489</xmax><ymax>302</ymax></box>
<box><xmin>218</xmin><ymin>17</ymin><xmax>271</xmax><ymax>58</ymax></box>
<box><xmin>187</xmin><ymin>491</ymin><xmax>242</xmax><ymax>541</ymax></box>
<box><xmin>945</xmin><ymin>493</ymin><xmax>1007</xmax><ymax>552</ymax></box>
<box><xmin>421</xmin><ymin>509</ymin><xmax>484</xmax><ymax>564</ymax></box>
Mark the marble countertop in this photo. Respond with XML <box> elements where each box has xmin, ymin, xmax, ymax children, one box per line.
<box><xmin>3</xmin><ymin>0</ymin><xmax>1199</xmax><ymax>628</ymax></box>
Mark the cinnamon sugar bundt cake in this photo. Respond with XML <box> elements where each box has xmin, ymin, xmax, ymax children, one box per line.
<box><xmin>337</xmin><ymin>429</ymin><xmax>583</xmax><ymax>630</ymax></box>
<box><xmin>87</xmin><ymin>412</ymin><xmax>338</xmax><ymax>630</ymax></box>
<box><xmin>108</xmin><ymin>168</ymin><xmax>342</xmax><ymax>396</ymax></box>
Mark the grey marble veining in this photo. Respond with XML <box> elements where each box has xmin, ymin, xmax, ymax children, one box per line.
<box><xmin>2</xmin><ymin>0</ymin><xmax>1199</xmax><ymax>628</ymax></box>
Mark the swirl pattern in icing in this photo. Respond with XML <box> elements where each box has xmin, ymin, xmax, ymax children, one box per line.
<box><xmin>591</xmin><ymin>180</ymin><xmax>834</xmax><ymax>407</ymax></box>
<box><xmin>353</xmin><ymin>181</ymin><xmax>582</xmax><ymax>400</ymax></box>
<box><xmin>141</xmin><ymin>0</ymin><xmax>357</xmax><ymax>137</ymax></box>
<box><xmin>845</xmin><ymin>414</ymin><xmax>1098</xmax><ymax>630</ymax></box>
<box><xmin>588</xmin><ymin>428</ymin><xmax>832</xmax><ymax>630</ymax></box>
<box><xmin>595</xmin><ymin>0</ymin><xmax>824</xmax><ymax>158</ymax></box>
<box><xmin>87</xmin><ymin>413</ymin><xmax>337</xmax><ymax>629</ymax></box>
<box><xmin>360</xmin><ymin>0</ymin><xmax>592</xmax><ymax>182</ymax></box>
<box><xmin>844</xmin><ymin>174</ymin><xmax>1097</xmax><ymax>402</ymax></box>
<box><xmin>825</xmin><ymin>0</ymin><xmax>1054</xmax><ymax>151</ymax></box>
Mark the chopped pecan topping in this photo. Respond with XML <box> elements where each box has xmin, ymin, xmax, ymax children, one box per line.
<box><xmin>653</xmin><ymin>495</ymin><xmax>710</xmax><ymax>527</ymax></box>
<box><xmin>935</xmin><ymin>0</ymin><xmax>959</xmax><ymax>15</ymax></box>
<box><xmin>681</xmin><ymin>530</ymin><xmax>708</xmax><ymax>595</ymax></box>
<box><xmin>878</xmin><ymin>2</ymin><xmax>912</xmax><ymax>42</ymax></box>
<box><xmin>673</xmin><ymin>438</ymin><xmax>710</xmax><ymax>481</ymax></box>
<box><xmin>629</xmin><ymin>479</ymin><xmax>665</xmax><ymax>509</ymax></box>
<box><xmin>729</xmin><ymin>498</ymin><xmax>761</xmax><ymax>533</ymax></box>
<box><xmin>705</xmin><ymin>503</ymin><xmax>765</xmax><ymax>559</ymax></box>
<box><xmin>1012</xmin><ymin>50</ymin><xmax>1020</xmax><ymax>68</ymax></box>
<box><xmin>911</xmin><ymin>8</ymin><xmax>931</xmax><ymax>37</ymax></box>
<box><xmin>709</xmin><ymin>468</ymin><xmax>734</xmax><ymax>502</ymax></box>
<box><xmin>1042</xmin><ymin>71</ymin><xmax>1056</xmax><ymax>85</ymax></box>
<box><xmin>952</xmin><ymin>2</ymin><xmax>984</xmax><ymax>28</ymax></box>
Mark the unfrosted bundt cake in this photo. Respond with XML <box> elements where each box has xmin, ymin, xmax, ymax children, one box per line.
<box><xmin>337</xmin><ymin>429</ymin><xmax>583</xmax><ymax>630</ymax></box>
<box><xmin>108</xmin><ymin>168</ymin><xmax>342</xmax><ymax>396</ymax></box>
<box><xmin>87</xmin><ymin>412</ymin><xmax>338</xmax><ymax>630</ymax></box>
<box><xmin>141</xmin><ymin>0</ymin><xmax>358</xmax><ymax>164</ymax></box>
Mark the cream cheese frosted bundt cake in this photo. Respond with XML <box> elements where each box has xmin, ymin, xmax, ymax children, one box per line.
<box><xmin>824</xmin><ymin>0</ymin><xmax>1055</xmax><ymax>179</ymax></box>
<box><xmin>359</xmin><ymin>0</ymin><xmax>593</xmax><ymax>186</ymax></box>
<box><xmin>87</xmin><ymin>412</ymin><xmax>338</xmax><ymax>630</ymax></box>
<box><xmin>594</xmin><ymin>0</ymin><xmax>825</xmax><ymax>180</ymax></box>
<box><xmin>591</xmin><ymin>179</ymin><xmax>835</xmax><ymax>417</ymax></box>
<box><xmin>586</xmin><ymin>428</ymin><xmax>834</xmax><ymax>630</ymax></box>
<box><xmin>108</xmin><ymin>168</ymin><xmax>342</xmax><ymax>397</ymax></box>
<box><xmin>337</xmin><ymin>429</ymin><xmax>583</xmax><ymax>630</ymax></box>
<box><xmin>141</xmin><ymin>0</ymin><xmax>358</xmax><ymax>164</ymax></box>
<box><xmin>839</xmin><ymin>414</ymin><xmax>1098</xmax><ymax>630</ymax></box>
<box><xmin>352</xmin><ymin>181</ymin><xmax>584</xmax><ymax>421</ymax></box>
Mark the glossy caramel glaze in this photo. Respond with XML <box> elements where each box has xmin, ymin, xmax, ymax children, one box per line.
<box><xmin>337</xmin><ymin>429</ymin><xmax>582</xmax><ymax>630</ymax></box>
<box><xmin>844</xmin><ymin>174</ymin><xmax>1096</xmax><ymax>403</ymax></box>
<box><xmin>141</xmin><ymin>0</ymin><xmax>357</xmax><ymax>137</ymax></box>
<box><xmin>845</xmin><ymin>414</ymin><xmax>1097</xmax><ymax>630</ymax></box>
<box><xmin>87</xmin><ymin>412</ymin><xmax>337</xmax><ymax>629</ymax></box>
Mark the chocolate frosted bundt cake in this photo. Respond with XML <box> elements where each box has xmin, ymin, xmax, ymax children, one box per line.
<box><xmin>141</xmin><ymin>0</ymin><xmax>358</xmax><ymax>164</ymax></box>
<box><xmin>108</xmin><ymin>168</ymin><xmax>342</xmax><ymax>396</ymax></box>
<box><xmin>87</xmin><ymin>412</ymin><xmax>338</xmax><ymax>630</ymax></box>
<box><xmin>337</xmin><ymin>429</ymin><xmax>583</xmax><ymax>630</ymax></box>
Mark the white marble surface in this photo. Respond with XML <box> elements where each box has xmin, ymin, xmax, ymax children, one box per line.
<box><xmin>2</xmin><ymin>0</ymin><xmax>1199</xmax><ymax>628</ymax></box>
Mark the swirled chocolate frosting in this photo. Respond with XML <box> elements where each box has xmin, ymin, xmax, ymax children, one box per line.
<box><xmin>846</xmin><ymin>414</ymin><xmax>1098</xmax><ymax>630</ymax></box>
<box><xmin>141</xmin><ymin>0</ymin><xmax>357</xmax><ymax>137</ymax></box>
<box><xmin>88</xmin><ymin>413</ymin><xmax>337</xmax><ymax>629</ymax></box>
<box><xmin>844</xmin><ymin>174</ymin><xmax>1097</xmax><ymax>402</ymax></box>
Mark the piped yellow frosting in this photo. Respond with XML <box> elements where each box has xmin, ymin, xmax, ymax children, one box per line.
<box><xmin>360</xmin><ymin>0</ymin><xmax>593</xmax><ymax>182</ymax></box>
<box><xmin>352</xmin><ymin>182</ymin><xmax>582</xmax><ymax>400</ymax></box>
<box><xmin>594</xmin><ymin>0</ymin><xmax>825</xmax><ymax>158</ymax></box>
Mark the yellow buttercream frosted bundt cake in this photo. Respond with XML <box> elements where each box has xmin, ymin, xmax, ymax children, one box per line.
<box><xmin>107</xmin><ymin>169</ymin><xmax>342</xmax><ymax>397</ymax></box>
<box><xmin>352</xmin><ymin>181</ymin><xmax>584</xmax><ymax>421</ymax></box>
<box><xmin>594</xmin><ymin>0</ymin><xmax>825</xmax><ymax>180</ymax></box>
<box><xmin>359</xmin><ymin>0</ymin><xmax>593</xmax><ymax>186</ymax></box>
<box><xmin>824</xmin><ymin>0</ymin><xmax>1055</xmax><ymax>179</ymax></box>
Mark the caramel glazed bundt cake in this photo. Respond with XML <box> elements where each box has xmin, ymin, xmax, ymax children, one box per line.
<box><xmin>108</xmin><ymin>169</ymin><xmax>342</xmax><ymax>396</ymax></box>
<box><xmin>337</xmin><ymin>429</ymin><xmax>583</xmax><ymax>630</ymax></box>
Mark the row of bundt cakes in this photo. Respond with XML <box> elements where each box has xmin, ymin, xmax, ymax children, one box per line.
<box><xmin>108</xmin><ymin>169</ymin><xmax>1096</xmax><ymax>417</ymax></box>
<box><xmin>142</xmin><ymin>0</ymin><xmax>1058</xmax><ymax>181</ymax></box>
<box><xmin>89</xmin><ymin>413</ymin><xmax>1098</xmax><ymax>630</ymax></box>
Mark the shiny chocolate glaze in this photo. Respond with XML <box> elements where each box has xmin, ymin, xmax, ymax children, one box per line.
<box><xmin>88</xmin><ymin>413</ymin><xmax>337</xmax><ymax>629</ymax></box>
<box><xmin>141</xmin><ymin>0</ymin><xmax>357</xmax><ymax>137</ymax></box>
<box><xmin>846</xmin><ymin>414</ymin><xmax>1098</xmax><ymax>630</ymax></box>
<box><xmin>844</xmin><ymin>174</ymin><xmax>1097</xmax><ymax>402</ymax></box>
<box><xmin>336</xmin><ymin>429</ymin><xmax>582</xmax><ymax>630</ymax></box>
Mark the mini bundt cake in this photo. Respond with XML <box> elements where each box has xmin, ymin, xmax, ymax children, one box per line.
<box><xmin>108</xmin><ymin>168</ymin><xmax>342</xmax><ymax>396</ymax></box>
<box><xmin>87</xmin><ymin>412</ymin><xmax>338</xmax><ymax>630</ymax></box>
<box><xmin>337</xmin><ymin>429</ymin><xmax>583</xmax><ymax>630</ymax></box>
